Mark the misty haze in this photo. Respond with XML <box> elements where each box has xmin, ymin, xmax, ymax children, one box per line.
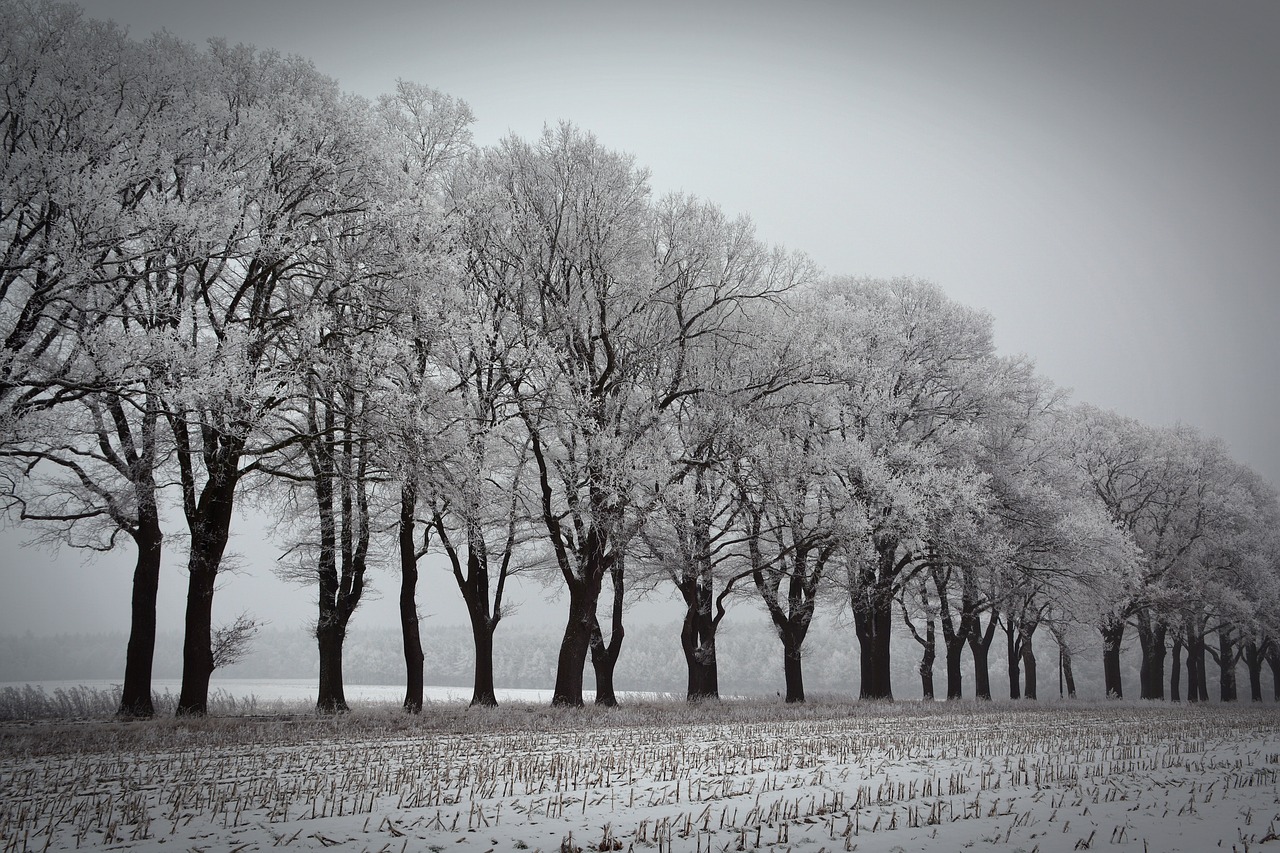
<box><xmin>1</xmin><ymin>1</ymin><xmax>1278</xmax><ymax>851</ymax></box>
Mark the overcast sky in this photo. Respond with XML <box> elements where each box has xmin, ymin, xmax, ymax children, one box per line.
<box><xmin>2</xmin><ymin>0</ymin><xmax>1277</xmax><ymax>640</ymax></box>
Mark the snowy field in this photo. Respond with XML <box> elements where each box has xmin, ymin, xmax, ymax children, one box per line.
<box><xmin>1</xmin><ymin>701</ymin><xmax>1277</xmax><ymax>853</ymax></box>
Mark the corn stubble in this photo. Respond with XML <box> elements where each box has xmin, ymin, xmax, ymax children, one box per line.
<box><xmin>1</xmin><ymin>700</ymin><xmax>1276</xmax><ymax>852</ymax></box>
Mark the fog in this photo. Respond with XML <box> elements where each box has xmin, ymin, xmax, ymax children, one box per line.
<box><xmin>5</xmin><ymin>0</ymin><xmax>1278</xmax><ymax>642</ymax></box>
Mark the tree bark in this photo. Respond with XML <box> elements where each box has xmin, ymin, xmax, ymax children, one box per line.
<box><xmin>853</xmin><ymin>586</ymin><xmax>894</xmax><ymax>700</ymax></box>
<box><xmin>1005</xmin><ymin>618</ymin><xmax>1022</xmax><ymax>700</ymax></box>
<box><xmin>1170</xmin><ymin>635</ymin><xmax>1183</xmax><ymax>702</ymax></box>
<box><xmin>852</xmin><ymin>547</ymin><xmax>897</xmax><ymax>700</ymax></box>
<box><xmin>964</xmin><ymin>592</ymin><xmax>996</xmax><ymax>701</ymax></box>
<box><xmin>1021</xmin><ymin>628</ymin><xmax>1037</xmax><ymax>700</ymax></box>
<box><xmin>781</xmin><ymin>627</ymin><xmax>805</xmax><ymax>703</ymax></box>
<box><xmin>117</xmin><ymin>508</ymin><xmax>162</xmax><ymax>718</ymax></box>
<box><xmin>1060</xmin><ymin>642</ymin><xmax>1076</xmax><ymax>698</ymax></box>
<box><xmin>316</xmin><ymin>622</ymin><xmax>348</xmax><ymax>713</ymax></box>
<box><xmin>1215</xmin><ymin>628</ymin><xmax>1239</xmax><ymax>702</ymax></box>
<box><xmin>398</xmin><ymin>482</ymin><xmax>425</xmax><ymax>714</ymax></box>
<box><xmin>1267</xmin><ymin>644</ymin><xmax>1280</xmax><ymax>701</ymax></box>
<box><xmin>1100</xmin><ymin>618</ymin><xmax>1125</xmax><ymax>699</ymax></box>
<box><xmin>552</xmin><ymin>565</ymin><xmax>604</xmax><ymax>707</ymax></box>
<box><xmin>934</xmin><ymin>566</ymin><xmax>965</xmax><ymax>700</ymax></box>
<box><xmin>680</xmin><ymin>593</ymin><xmax>720</xmax><ymax>701</ymax></box>
<box><xmin>1134</xmin><ymin>613</ymin><xmax>1167</xmax><ymax>700</ymax></box>
<box><xmin>1244</xmin><ymin>640</ymin><xmax>1264</xmax><ymax>703</ymax></box>
<box><xmin>176</xmin><ymin>478</ymin><xmax>237</xmax><ymax>717</ymax></box>
<box><xmin>918</xmin><ymin>615</ymin><xmax>936</xmax><ymax>701</ymax></box>
<box><xmin>589</xmin><ymin>560</ymin><xmax>625</xmax><ymax>707</ymax></box>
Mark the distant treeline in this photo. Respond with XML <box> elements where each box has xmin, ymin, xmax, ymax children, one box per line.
<box><xmin>1</xmin><ymin>619</ymin><xmax>1125</xmax><ymax>700</ymax></box>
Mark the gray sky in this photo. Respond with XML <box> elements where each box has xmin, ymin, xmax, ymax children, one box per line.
<box><xmin>3</xmin><ymin>0</ymin><xmax>1278</xmax><ymax>638</ymax></box>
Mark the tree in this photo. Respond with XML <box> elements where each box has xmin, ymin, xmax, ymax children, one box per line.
<box><xmin>159</xmin><ymin>43</ymin><xmax>385</xmax><ymax>716</ymax></box>
<box><xmin>802</xmin><ymin>277</ymin><xmax>993</xmax><ymax>701</ymax></box>
<box><xmin>731</xmin><ymin>383</ymin><xmax>852</xmax><ymax>704</ymax></box>
<box><xmin>634</xmin><ymin>197</ymin><xmax>811</xmax><ymax>702</ymax></box>
<box><xmin>375</xmin><ymin>79</ymin><xmax>474</xmax><ymax>713</ymax></box>
<box><xmin>0</xmin><ymin>8</ymin><xmax>214</xmax><ymax>717</ymax></box>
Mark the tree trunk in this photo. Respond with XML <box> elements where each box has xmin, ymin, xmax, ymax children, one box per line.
<box><xmin>853</xmin><ymin>586</ymin><xmax>894</xmax><ymax>700</ymax></box>
<box><xmin>933</xmin><ymin>567</ymin><xmax>964</xmax><ymax>700</ymax></box>
<box><xmin>117</xmin><ymin>509</ymin><xmax>163</xmax><ymax>719</ymax></box>
<box><xmin>918</xmin><ymin>615</ymin><xmax>936</xmax><ymax>701</ymax></box>
<box><xmin>1170</xmin><ymin>635</ymin><xmax>1183</xmax><ymax>702</ymax></box>
<box><xmin>316</xmin><ymin>622</ymin><xmax>348</xmax><ymax>713</ymax></box>
<box><xmin>967</xmin><ymin>614</ymin><xmax>997</xmax><ymax>701</ymax></box>
<box><xmin>589</xmin><ymin>560</ymin><xmax>625</xmax><ymax>707</ymax></box>
<box><xmin>1005</xmin><ymin>619</ymin><xmax>1022</xmax><ymax>700</ymax></box>
<box><xmin>1021</xmin><ymin>632</ymin><xmax>1037</xmax><ymax>700</ymax></box>
<box><xmin>1134</xmin><ymin>613</ymin><xmax>1167</xmax><ymax>700</ymax></box>
<box><xmin>1217</xmin><ymin>629</ymin><xmax>1238</xmax><ymax>702</ymax></box>
<box><xmin>1100</xmin><ymin>618</ymin><xmax>1125</xmax><ymax>699</ymax></box>
<box><xmin>1185</xmin><ymin>626</ymin><xmax>1209</xmax><ymax>703</ymax></box>
<box><xmin>1268</xmin><ymin>645</ymin><xmax>1280</xmax><ymax>701</ymax></box>
<box><xmin>176</xmin><ymin>481</ymin><xmax>236</xmax><ymax>717</ymax></box>
<box><xmin>1244</xmin><ymin>640</ymin><xmax>1264</xmax><ymax>703</ymax></box>
<box><xmin>678</xmin><ymin>569</ymin><xmax>721</xmax><ymax>701</ymax></box>
<box><xmin>944</xmin><ymin>638</ymin><xmax>964</xmax><ymax>700</ymax></box>
<box><xmin>781</xmin><ymin>627</ymin><xmax>805</xmax><ymax>703</ymax></box>
<box><xmin>552</xmin><ymin>567</ymin><xmax>604</xmax><ymax>707</ymax></box>
<box><xmin>398</xmin><ymin>482</ymin><xmax>425</xmax><ymax>714</ymax></box>
<box><xmin>469</xmin><ymin>616</ymin><xmax>498</xmax><ymax>708</ymax></box>
<box><xmin>1060</xmin><ymin>643</ymin><xmax>1076</xmax><ymax>698</ymax></box>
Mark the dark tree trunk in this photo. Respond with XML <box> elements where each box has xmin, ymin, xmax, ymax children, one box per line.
<box><xmin>1005</xmin><ymin>619</ymin><xmax>1022</xmax><ymax>700</ymax></box>
<box><xmin>918</xmin><ymin>616</ymin><xmax>936</xmax><ymax>700</ymax></box>
<box><xmin>1100</xmin><ymin>618</ymin><xmax>1125</xmax><ymax>699</ymax></box>
<box><xmin>398</xmin><ymin>482</ymin><xmax>424</xmax><ymax>714</ymax></box>
<box><xmin>316</xmin><ymin>623</ymin><xmax>348</xmax><ymax>713</ymax></box>
<box><xmin>1060</xmin><ymin>643</ymin><xmax>1076</xmax><ymax>698</ymax></box>
<box><xmin>1170</xmin><ymin>635</ymin><xmax>1183</xmax><ymax>702</ymax></box>
<box><xmin>552</xmin><ymin>566</ymin><xmax>605</xmax><ymax>707</ymax></box>
<box><xmin>589</xmin><ymin>559</ymin><xmax>625</xmax><ymax>707</ymax></box>
<box><xmin>933</xmin><ymin>567</ymin><xmax>964</xmax><ymax>700</ymax></box>
<box><xmin>852</xmin><ymin>547</ymin><xmax>897</xmax><ymax>700</ymax></box>
<box><xmin>1185</xmin><ymin>626</ymin><xmax>1209</xmax><ymax>703</ymax></box>
<box><xmin>944</xmin><ymin>639</ymin><xmax>964</xmax><ymax>700</ymax></box>
<box><xmin>1268</xmin><ymin>645</ymin><xmax>1280</xmax><ymax>701</ymax></box>
<box><xmin>1134</xmin><ymin>613</ymin><xmax>1167</xmax><ymax>700</ymax></box>
<box><xmin>469</xmin><ymin>619</ymin><xmax>498</xmax><ymax>707</ymax></box>
<box><xmin>964</xmin><ymin>596</ymin><xmax>997</xmax><ymax>701</ymax></box>
<box><xmin>117</xmin><ymin>509</ymin><xmax>162</xmax><ymax>719</ymax></box>
<box><xmin>1244</xmin><ymin>640</ymin><xmax>1264</xmax><ymax>703</ymax></box>
<box><xmin>176</xmin><ymin>479</ymin><xmax>236</xmax><ymax>717</ymax></box>
<box><xmin>853</xmin><ymin>585</ymin><xmax>894</xmax><ymax>700</ymax></box>
<box><xmin>1021</xmin><ymin>628</ymin><xmax>1037</xmax><ymax>700</ymax></box>
<box><xmin>680</xmin><ymin>593</ymin><xmax>720</xmax><ymax>701</ymax></box>
<box><xmin>1215</xmin><ymin>629</ymin><xmax>1239</xmax><ymax>702</ymax></box>
<box><xmin>781</xmin><ymin>627</ymin><xmax>805</xmax><ymax>703</ymax></box>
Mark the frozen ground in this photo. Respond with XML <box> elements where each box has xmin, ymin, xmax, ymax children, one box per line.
<box><xmin>1</xmin><ymin>700</ymin><xmax>1276</xmax><ymax>852</ymax></box>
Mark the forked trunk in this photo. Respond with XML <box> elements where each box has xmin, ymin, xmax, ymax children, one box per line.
<box><xmin>589</xmin><ymin>561</ymin><xmax>625</xmax><ymax>707</ymax></box>
<box><xmin>552</xmin><ymin>570</ymin><xmax>604</xmax><ymax>707</ymax></box>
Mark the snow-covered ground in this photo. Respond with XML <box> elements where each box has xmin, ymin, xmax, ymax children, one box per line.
<box><xmin>1</xmin><ymin>701</ymin><xmax>1276</xmax><ymax>852</ymax></box>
